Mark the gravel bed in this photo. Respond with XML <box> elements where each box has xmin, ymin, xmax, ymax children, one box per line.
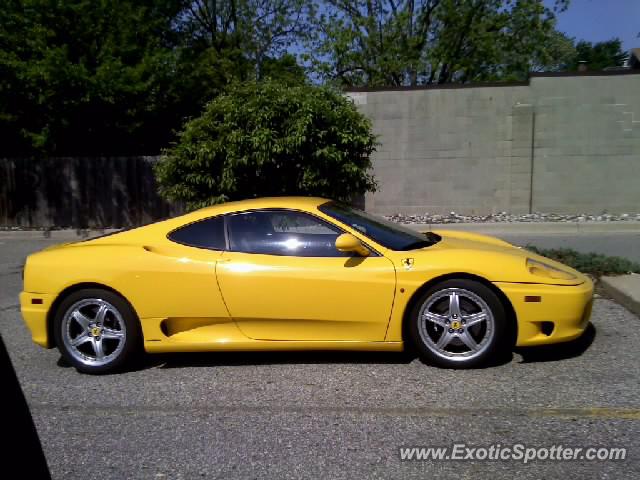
<box><xmin>386</xmin><ymin>212</ymin><xmax>640</xmax><ymax>224</ymax></box>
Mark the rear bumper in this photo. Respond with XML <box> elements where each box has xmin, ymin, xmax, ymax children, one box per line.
<box><xmin>20</xmin><ymin>292</ymin><xmax>55</xmax><ymax>349</ymax></box>
<box><xmin>494</xmin><ymin>280</ymin><xmax>594</xmax><ymax>347</ymax></box>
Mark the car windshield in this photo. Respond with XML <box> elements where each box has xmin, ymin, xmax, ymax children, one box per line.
<box><xmin>318</xmin><ymin>202</ymin><xmax>440</xmax><ymax>251</ymax></box>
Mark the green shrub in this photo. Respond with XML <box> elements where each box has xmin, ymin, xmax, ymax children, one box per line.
<box><xmin>155</xmin><ymin>80</ymin><xmax>377</xmax><ymax>209</ymax></box>
<box><xmin>526</xmin><ymin>245</ymin><xmax>640</xmax><ymax>277</ymax></box>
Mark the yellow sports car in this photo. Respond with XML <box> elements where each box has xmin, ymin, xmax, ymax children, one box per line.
<box><xmin>20</xmin><ymin>197</ymin><xmax>593</xmax><ymax>373</ymax></box>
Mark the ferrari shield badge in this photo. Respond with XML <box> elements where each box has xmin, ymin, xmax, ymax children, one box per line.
<box><xmin>401</xmin><ymin>258</ymin><xmax>414</xmax><ymax>270</ymax></box>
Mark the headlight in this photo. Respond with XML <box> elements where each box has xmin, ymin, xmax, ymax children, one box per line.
<box><xmin>526</xmin><ymin>258</ymin><xmax>576</xmax><ymax>280</ymax></box>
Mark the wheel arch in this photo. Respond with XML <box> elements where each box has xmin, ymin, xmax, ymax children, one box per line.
<box><xmin>401</xmin><ymin>272</ymin><xmax>518</xmax><ymax>348</ymax></box>
<box><xmin>47</xmin><ymin>282</ymin><xmax>139</xmax><ymax>348</ymax></box>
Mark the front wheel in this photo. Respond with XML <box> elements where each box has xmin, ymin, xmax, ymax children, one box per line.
<box><xmin>53</xmin><ymin>289</ymin><xmax>140</xmax><ymax>374</ymax></box>
<box><xmin>408</xmin><ymin>279</ymin><xmax>507</xmax><ymax>368</ymax></box>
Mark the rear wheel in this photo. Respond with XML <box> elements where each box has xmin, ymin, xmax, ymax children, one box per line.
<box><xmin>53</xmin><ymin>289</ymin><xmax>140</xmax><ymax>374</ymax></box>
<box><xmin>408</xmin><ymin>279</ymin><xmax>507</xmax><ymax>368</ymax></box>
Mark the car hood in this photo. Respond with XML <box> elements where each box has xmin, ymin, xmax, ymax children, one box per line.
<box><xmin>430</xmin><ymin>229</ymin><xmax>522</xmax><ymax>253</ymax></box>
<box><xmin>403</xmin><ymin>229</ymin><xmax>587</xmax><ymax>285</ymax></box>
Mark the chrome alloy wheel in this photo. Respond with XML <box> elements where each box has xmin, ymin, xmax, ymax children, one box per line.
<box><xmin>417</xmin><ymin>288</ymin><xmax>495</xmax><ymax>361</ymax></box>
<box><xmin>61</xmin><ymin>298</ymin><xmax>126</xmax><ymax>367</ymax></box>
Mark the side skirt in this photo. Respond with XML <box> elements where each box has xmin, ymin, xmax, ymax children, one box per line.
<box><xmin>144</xmin><ymin>339</ymin><xmax>404</xmax><ymax>354</ymax></box>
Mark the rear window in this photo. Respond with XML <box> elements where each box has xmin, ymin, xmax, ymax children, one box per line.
<box><xmin>168</xmin><ymin>217</ymin><xmax>226</xmax><ymax>250</ymax></box>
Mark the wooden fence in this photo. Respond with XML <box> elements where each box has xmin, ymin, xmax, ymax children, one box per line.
<box><xmin>0</xmin><ymin>157</ymin><xmax>182</xmax><ymax>228</ymax></box>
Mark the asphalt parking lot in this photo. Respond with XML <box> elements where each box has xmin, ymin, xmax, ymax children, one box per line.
<box><xmin>1</xmin><ymin>236</ymin><xmax>639</xmax><ymax>479</ymax></box>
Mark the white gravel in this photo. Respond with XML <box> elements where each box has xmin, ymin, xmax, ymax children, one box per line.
<box><xmin>387</xmin><ymin>212</ymin><xmax>640</xmax><ymax>224</ymax></box>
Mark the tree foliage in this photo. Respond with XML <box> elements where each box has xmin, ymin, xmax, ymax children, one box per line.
<box><xmin>529</xmin><ymin>30</ymin><xmax>576</xmax><ymax>72</ymax></box>
<box><xmin>570</xmin><ymin>39</ymin><xmax>629</xmax><ymax>71</ymax></box>
<box><xmin>0</xmin><ymin>0</ymin><xmax>308</xmax><ymax>156</ymax></box>
<box><xmin>0</xmin><ymin>0</ymin><xmax>183</xmax><ymax>155</ymax></box>
<box><xmin>180</xmin><ymin>0</ymin><xmax>309</xmax><ymax>79</ymax></box>
<box><xmin>305</xmin><ymin>0</ymin><xmax>573</xmax><ymax>86</ymax></box>
<box><xmin>154</xmin><ymin>81</ymin><xmax>377</xmax><ymax>209</ymax></box>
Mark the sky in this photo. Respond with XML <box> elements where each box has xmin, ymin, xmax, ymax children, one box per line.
<box><xmin>546</xmin><ymin>0</ymin><xmax>639</xmax><ymax>50</ymax></box>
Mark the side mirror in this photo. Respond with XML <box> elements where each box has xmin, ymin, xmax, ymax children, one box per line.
<box><xmin>335</xmin><ymin>233</ymin><xmax>370</xmax><ymax>257</ymax></box>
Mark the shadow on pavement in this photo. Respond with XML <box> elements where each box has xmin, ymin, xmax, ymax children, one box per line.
<box><xmin>146</xmin><ymin>348</ymin><xmax>515</xmax><ymax>371</ymax></box>
<box><xmin>515</xmin><ymin>323</ymin><xmax>596</xmax><ymax>363</ymax></box>
<box><xmin>56</xmin><ymin>356</ymin><xmax>71</xmax><ymax>368</ymax></box>
<box><xmin>149</xmin><ymin>350</ymin><xmax>418</xmax><ymax>370</ymax></box>
<box><xmin>54</xmin><ymin>325</ymin><xmax>594</xmax><ymax>372</ymax></box>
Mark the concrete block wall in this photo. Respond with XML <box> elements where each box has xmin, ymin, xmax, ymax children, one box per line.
<box><xmin>529</xmin><ymin>75</ymin><xmax>640</xmax><ymax>213</ymax></box>
<box><xmin>348</xmin><ymin>72</ymin><xmax>640</xmax><ymax>215</ymax></box>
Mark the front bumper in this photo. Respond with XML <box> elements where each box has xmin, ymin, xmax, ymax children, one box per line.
<box><xmin>20</xmin><ymin>291</ymin><xmax>55</xmax><ymax>348</ymax></box>
<box><xmin>495</xmin><ymin>279</ymin><xmax>594</xmax><ymax>347</ymax></box>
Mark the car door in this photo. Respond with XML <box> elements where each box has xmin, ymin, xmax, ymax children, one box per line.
<box><xmin>215</xmin><ymin>209</ymin><xmax>397</xmax><ymax>341</ymax></box>
<box><xmin>138</xmin><ymin>216</ymin><xmax>230</xmax><ymax>324</ymax></box>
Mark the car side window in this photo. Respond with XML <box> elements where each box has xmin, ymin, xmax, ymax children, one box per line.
<box><xmin>227</xmin><ymin>210</ymin><xmax>348</xmax><ymax>257</ymax></box>
<box><xmin>168</xmin><ymin>216</ymin><xmax>226</xmax><ymax>250</ymax></box>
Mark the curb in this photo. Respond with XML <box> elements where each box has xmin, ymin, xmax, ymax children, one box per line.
<box><xmin>600</xmin><ymin>274</ymin><xmax>640</xmax><ymax>317</ymax></box>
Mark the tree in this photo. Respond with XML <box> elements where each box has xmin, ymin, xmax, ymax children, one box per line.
<box><xmin>261</xmin><ymin>53</ymin><xmax>308</xmax><ymax>84</ymax></box>
<box><xmin>0</xmin><ymin>0</ymin><xmax>310</xmax><ymax>156</ymax></box>
<box><xmin>0</xmin><ymin>0</ymin><xmax>185</xmax><ymax>155</ymax></box>
<box><xmin>154</xmin><ymin>81</ymin><xmax>377</xmax><ymax>209</ymax></box>
<box><xmin>305</xmin><ymin>0</ymin><xmax>571</xmax><ymax>86</ymax></box>
<box><xmin>529</xmin><ymin>30</ymin><xmax>576</xmax><ymax>73</ymax></box>
<box><xmin>178</xmin><ymin>0</ymin><xmax>310</xmax><ymax>79</ymax></box>
<box><xmin>570</xmin><ymin>39</ymin><xmax>629</xmax><ymax>71</ymax></box>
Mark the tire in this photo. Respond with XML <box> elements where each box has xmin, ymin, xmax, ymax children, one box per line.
<box><xmin>408</xmin><ymin>279</ymin><xmax>507</xmax><ymax>369</ymax></box>
<box><xmin>53</xmin><ymin>288</ymin><xmax>140</xmax><ymax>374</ymax></box>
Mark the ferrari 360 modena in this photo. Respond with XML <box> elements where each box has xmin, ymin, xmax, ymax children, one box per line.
<box><xmin>20</xmin><ymin>197</ymin><xmax>593</xmax><ymax>373</ymax></box>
